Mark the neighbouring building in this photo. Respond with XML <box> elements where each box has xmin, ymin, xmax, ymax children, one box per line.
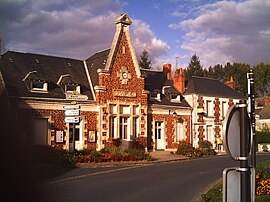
<box><xmin>175</xmin><ymin>73</ymin><xmax>244</xmax><ymax>150</ymax></box>
<box><xmin>0</xmin><ymin>13</ymin><xmax>192</xmax><ymax>152</ymax></box>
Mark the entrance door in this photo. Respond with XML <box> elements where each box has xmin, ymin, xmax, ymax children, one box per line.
<box><xmin>69</xmin><ymin>123</ymin><xmax>81</xmax><ymax>151</ymax></box>
<box><xmin>155</xmin><ymin>121</ymin><xmax>165</xmax><ymax>150</ymax></box>
<box><xmin>32</xmin><ymin>118</ymin><xmax>48</xmax><ymax>145</ymax></box>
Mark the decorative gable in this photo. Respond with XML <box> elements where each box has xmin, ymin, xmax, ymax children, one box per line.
<box><xmin>95</xmin><ymin>13</ymin><xmax>147</xmax><ymax>105</ymax></box>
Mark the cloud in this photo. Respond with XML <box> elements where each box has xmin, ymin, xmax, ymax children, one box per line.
<box><xmin>0</xmin><ymin>0</ymin><xmax>123</xmax><ymax>59</ymax></box>
<box><xmin>178</xmin><ymin>0</ymin><xmax>270</xmax><ymax>67</ymax></box>
<box><xmin>132</xmin><ymin>19</ymin><xmax>170</xmax><ymax>66</ymax></box>
<box><xmin>0</xmin><ymin>0</ymin><xmax>170</xmax><ymax>66</ymax></box>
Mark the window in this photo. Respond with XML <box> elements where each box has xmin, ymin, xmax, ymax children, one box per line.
<box><xmin>109</xmin><ymin>116</ymin><xmax>117</xmax><ymax>138</ymax></box>
<box><xmin>120</xmin><ymin>105</ymin><xmax>130</xmax><ymax>114</ymax></box>
<box><xmin>120</xmin><ymin>117</ymin><xmax>129</xmax><ymax>139</ymax></box>
<box><xmin>155</xmin><ymin>121</ymin><xmax>163</xmax><ymax>139</ymax></box>
<box><xmin>110</xmin><ymin>104</ymin><xmax>117</xmax><ymax>114</ymax></box>
<box><xmin>66</xmin><ymin>84</ymin><xmax>80</xmax><ymax>94</ymax></box>
<box><xmin>206</xmin><ymin>126</ymin><xmax>213</xmax><ymax>142</ymax></box>
<box><xmin>31</xmin><ymin>81</ymin><xmax>48</xmax><ymax>92</ymax></box>
<box><xmin>133</xmin><ymin>117</ymin><xmax>139</xmax><ymax>138</ymax></box>
<box><xmin>206</xmin><ymin>100</ymin><xmax>212</xmax><ymax>116</ymax></box>
<box><xmin>221</xmin><ymin>101</ymin><xmax>226</xmax><ymax>118</ymax></box>
<box><xmin>176</xmin><ymin>122</ymin><xmax>185</xmax><ymax>142</ymax></box>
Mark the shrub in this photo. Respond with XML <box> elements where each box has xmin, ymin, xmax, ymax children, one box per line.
<box><xmin>198</xmin><ymin>140</ymin><xmax>212</xmax><ymax>149</ymax></box>
<box><xmin>176</xmin><ymin>141</ymin><xmax>195</xmax><ymax>157</ymax></box>
<box><xmin>256</xmin><ymin>131</ymin><xmax>270</xmax><ymax>143</ymax></box>
<box><xmin>256</xmin><ymin>160</ymin><xmax>270</xmax><ymax>196</ymax></box>
<box><xmin>132</xmin><ymin>136</ymin><xmax>147</xmax><ymax>150</ymax></box>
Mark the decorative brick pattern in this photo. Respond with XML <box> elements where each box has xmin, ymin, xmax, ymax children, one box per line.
<box><xmin>214</xmin><ymin>98</ymin><xmax>220</xmax><ymax>123</ymax></box>
<box><xmin>198</xmin><ymin>126</ymin><xmax>205</xmax><ymax>141</ymax></box>
<box><xmin>152</xmin><ymin>114</ymin><xmax>191</xmax><ymax>149</ymax></box>
<box><xmin>197</xmin><ymin>96</ymin><xmax>204</xmax><ymax>122</ymax></box>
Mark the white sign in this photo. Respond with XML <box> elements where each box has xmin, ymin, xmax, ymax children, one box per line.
<box><xmin>66</xmin><ymin>94</ymin><xmax>88</xmax><ymax>101</ymax></box>
<box><xmin>64</xmin><ymin>116</ymin><xmax>80</xmax><ymax>123</ymax></box>
<box><xmin>55</xmin><ymin>130</ymin><xmax>64</xmax><ymax>143</ymax></box>
<box><xmin>65</xmin><ymin>110</ymin><xmax>80</xmax><ymax>116</ymax></box>
<box><xmin>63</xmin><ymin>105</ymin><xmax>80</xmax><ymax>110</ymax></box>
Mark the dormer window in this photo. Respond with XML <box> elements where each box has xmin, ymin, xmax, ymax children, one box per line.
<box><xmin>31</xmin><ymin>80</ymin><xmax>48</xmax><ymax>92</ymax></box>
<box><xmin>65</xmin><ymin>84</ymin><xmax>80</xmax><ymax>94</ymax></box>
<box><xmin>150</xmin><ymin>91</ymin><xmax>161</xmax><ymax>101</ymax></box>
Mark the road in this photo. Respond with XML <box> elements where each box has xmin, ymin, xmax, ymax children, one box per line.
<box><xmin>36</xmin><ymin>154</ymin><xmax>270</xmax><ymax>202</ymax></box>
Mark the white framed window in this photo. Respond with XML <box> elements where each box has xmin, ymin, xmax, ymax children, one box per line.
<box><xmin>120</xmin><ymin>105</ymin><xmax>130</xmax><ymax>114</ymax></box>
<box><xmin>206</xmin><ymin>125</ymin><xmax>213</xmax><ymax>142</ymax></box>
<box><xmin>155</xmin><ymin>121</ymin><xmax>163</xmax><ymax>139</ymax></box>
<box><xmin>221</xmin><ymin>101</ymin><xmax>227</xmax><ymax>118</ymax></box>
<box><xmin>133</xmin><ymin>105</ymin><xmax>139</xmax><ymax>115</ymax></box>
<box><xmin>31</xmin><ymin>81</ymin><xmax>48</xmax><ymax>92</ymax></box>
<box><xmin>66</xmin><ymin>84</ymin><xmax>80</xmax><ymax>94</ymax></box>
<box><xmin>110</xmin><ymin>104</ymin><xmax>117</xmax><ymax>114</ymax></box>
<box><xmin>206</xmin><ymin>100</ymin><xmax>212</xmax><ymax>116</ymax></box>
<box><xmin>109</xmin><ymin>116</ymin><xmax>117</xmax><ymax>138</ymax></box>
<box><xmin>176</xmin><ymin>122</ymin><xmax>185</xmax><ymax>142</ymax></box>
<box><xmin>133</xmin><ymin>117</ymin><xmax>139</xmax><ymax>138</ymax></box>
<box><xmin>120</xmin><ymin>117</ymin><xmax>129</xmax><ymax>139</ymax></box>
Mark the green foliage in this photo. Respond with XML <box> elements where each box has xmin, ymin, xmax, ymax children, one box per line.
<box><xmin>139</xmin><ymin>49</ymin><xmax>151</xmax><ymax>69</ymax></box>
<box><xmin>176</xmin><ymin>141</ymin><xmax>195</xmax><ymax>157</ymax></box>
<box><xmin>257</xmin><ymin>160</ymin><xmax>270</xmax><ymax>180</ymax></box>
<box><xmin>203</xmin><ymin>161</ymin><xmax>270</xmax><ymax>201</ymax></box>
<box><xmin>256</xmin><ymin>131</ymin><xmax>270</xmax><ymax>143</ymax></box>
<box><xmin>131</xmin><ymin>136</ymin><xmax>147</xmax><ymax>150</ymax></box>
<box><xmin>184</xmin><ymin>54</ymin><xmax>204</xmax><ymax>80</ymax></box>
<box><xmin>176</xmin><ymin>140</ymin><xmax>216</xmax><ymax>157</ymax></box>
<box><xmin>198</xmin><ymin>140</ymin><xmax>213</xmax><ymax>149</ymax></box>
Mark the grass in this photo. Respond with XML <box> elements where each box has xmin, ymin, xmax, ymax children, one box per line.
<box><xmin>199</xmin><ymin>160</ymin><xmax>270</xmax><ymax>202</ymax></box>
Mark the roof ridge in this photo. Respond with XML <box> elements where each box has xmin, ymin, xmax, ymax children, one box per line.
<box><xmin>6</xmin><ymin>50</ymin><xmax>82</xmax><ymax>61</ymax></box>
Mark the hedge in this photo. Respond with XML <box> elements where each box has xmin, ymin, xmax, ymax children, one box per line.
<box><xmin>256</xmin><ymin>131</ymin><xmax>270</xmax><ymax>143</ymax></box>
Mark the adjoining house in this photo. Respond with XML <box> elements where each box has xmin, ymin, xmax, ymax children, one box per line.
<box><xmin>174</xmin><ymin>74</ymin><xmax>244</xmax><ymax>150</ymax></box>
<box><xmin>0</xmin><ymin>13</ymin><xmax>193</xmax><ymax>151</ymax></box>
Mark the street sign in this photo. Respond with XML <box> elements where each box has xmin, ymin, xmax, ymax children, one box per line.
<box><xmin>66</xmin><ymin>94</ymin><xmax>88</xmax><ymax>101</ymax></box>
<box><xmin>63</xmin><ymin>105</ymin><xmax>80</xmax><ymax>110</ymax></box>
<box><xmin>65</xmin><ymin>109</ymin><xmax>80</xmax><ymax>116</ymax></box>
<box><xmin>223</xmin><ymin>167</ymin><xmax>241</xmax><ymax>202</ymax></box>
<box><xmin>64</xmin><ymin>116</ymin><xmax>80</xmax><ymax>123</ymax></box>
<box><xmin>223</xmin><ymin>104</ymin><xmax>251</xmax><ymax>160</ymax></box>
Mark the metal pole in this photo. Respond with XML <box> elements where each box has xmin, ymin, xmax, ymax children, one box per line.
<box><xmin>72</xmin><ymin>122</ymin><xmax>75</xmax><ymax>151</ymax></box>
<box><xmin>247</xmin><ymin>70</ymin><xmax>256</xmax><ymax>167</ymax></box>
<box><xmin>239</xmin><ymin>99</ymin><xmax>251</xmax><ymax>202</ymax></box>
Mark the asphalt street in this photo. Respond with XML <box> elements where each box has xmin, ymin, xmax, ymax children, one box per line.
<box><xmin>35</xmin><ymin>154</ymin><xmax>270</xmax><ymax>202</ymax></box>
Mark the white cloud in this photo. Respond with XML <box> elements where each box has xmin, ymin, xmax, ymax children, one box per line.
<box><xmin>178</xmin><ymin>0</ymin><xmax>270</xmax><ymax>67</ymax></box>
<box><xmin>0</xmin><ymin>0</ymin><xmax>122</xmax><ymax>59</ymax></box>
<box><xmin>132</xmin><ymin>19</ymin><xmax>170</xmax><ymax>67</ymax></box>
<box><xmin>0</xmin><ymin>0</ymin><xmax>170</xmax><ymax>65</ymax></box>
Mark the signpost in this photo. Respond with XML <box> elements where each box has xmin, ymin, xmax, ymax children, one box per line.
<box><xmin>223</xmin><ymin>100</ymin><xmax>251</xmax><ymax>202</ymax></box>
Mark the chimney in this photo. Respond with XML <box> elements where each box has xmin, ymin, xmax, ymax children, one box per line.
<box><xmin>263</xmin><ymin>96</ymin><xmax>269</xmax><ymax>107</ymax></box>
<box><xmin>225</xmin><ymin>76</ymin><xmax>235</xmax><ymax>90</ymax></box>
<box><xmin>173</xmin><ymin>67</ymin><xmax>185</xmax><ymax>93</ymax></box>
<box><xmin>163</xmin><ymin>64</ymin><xmax>172</xmax><ymax>80</ymax></box>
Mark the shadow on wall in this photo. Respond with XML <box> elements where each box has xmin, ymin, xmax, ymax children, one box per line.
<box><xmin>0</xmin><ymin>95</ymin><xmax>76</xmax><ymax>201</ymax></box>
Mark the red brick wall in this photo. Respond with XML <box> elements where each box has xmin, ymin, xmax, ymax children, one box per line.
<box><xmin>152</xmin><ymin>114</ymin><xmax>191</xmax><ymax>149</ymax></box>
<box><xmin>96</xmin><ymin>32</ymin><xmax>147</xmax><ymax>106</ymax></box>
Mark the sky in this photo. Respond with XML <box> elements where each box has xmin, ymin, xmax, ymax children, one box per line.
<box><xmin>1</xmin><ymin>0</ymin><xmax>270</xmax><ymax>71</ymax></box>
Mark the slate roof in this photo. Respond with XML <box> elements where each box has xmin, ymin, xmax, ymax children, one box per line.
<box><xmin>85</xmin><ymin>49</ymin><xmax>110</xmax><ymax>88</ymax></box>
<box><xmin>184</xmin><ymin>76</ymin><xmax>244</xmax><ymax>99</ymax></box>
<box><xmin>258</xmin><ymin>105</ymin><xmax>270</xmax><ymax>119</ymax></box>
<box><xmin>0</xmin><ymin>51</ymin><xmax>93</xmax><ymax>100</ymax></box>
<box><xmin>141</xmin><ymin>69</ymin><xmax>191</xmax><ymax>108</ymax></box>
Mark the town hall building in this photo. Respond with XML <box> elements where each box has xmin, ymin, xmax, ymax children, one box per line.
<box><xmin>0</xmin><ymin>14</ymin><xmax>243</xmax><ymax>152</ymax></box>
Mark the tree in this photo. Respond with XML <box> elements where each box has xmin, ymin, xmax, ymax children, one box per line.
<box><xmin>139</xmin><ymin>49</ymin><xmax>151</xmax><ymax>69</ymax></box>
<box><xmin>184</xmin><ymin>54</ymin><xmax>204</xmax><ymax>80</ymax></box>
<box><xmin>254</xmin><ymin>63</ymin><xmax>270</xmax><ymax>96</ymax></box>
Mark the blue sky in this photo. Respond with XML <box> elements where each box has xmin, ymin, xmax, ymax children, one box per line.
<box><xmin>1</xmin><ymin>0</ymin><xmax>270</xmax><ymax>71</ymax></box>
